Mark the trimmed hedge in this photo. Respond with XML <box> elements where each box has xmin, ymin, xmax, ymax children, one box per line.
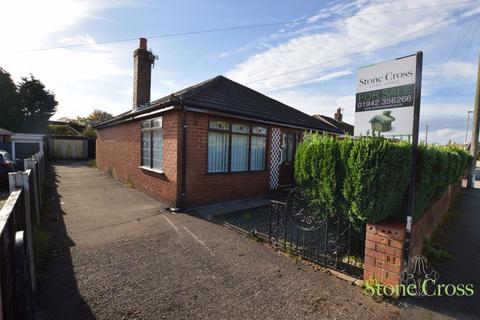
<box><xmin>413</xmin><ymin>144</ymin><xmax>471</xmax><ymax>221</ymax></box>
<box><xmin>295</xmin><ymin>133</ymin><xmax>471</xmax><ymax>225</ymax></box>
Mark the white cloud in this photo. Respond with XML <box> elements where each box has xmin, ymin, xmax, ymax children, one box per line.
<box><xmin>0</xmin><ymin>0</ymin><xmax>139</xmax><ymax>119</ymax></box>
<box><xmin>424</xmin><ymin>128</ymin><xmax>465</xmax><ymax>144</ymax></box>
<box><xmin>227</xmin><ymin>0</ymin><xmax>478</xmax><ymax>91</ymax></box>
<box><xmin>269</xmin><ymin>90</ymin><xmax>356</xmax><ymax>124</ymax></box>
<box><xmin>441</xmin><ymin>61</ymin><xmax>477</xmax><ymax>80</ymax></box>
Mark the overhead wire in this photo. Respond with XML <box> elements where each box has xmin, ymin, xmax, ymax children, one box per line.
<box><xmin>12</xmin><ymin>0</ymin><xmax>477</xmax><ymax>53</ymax></box>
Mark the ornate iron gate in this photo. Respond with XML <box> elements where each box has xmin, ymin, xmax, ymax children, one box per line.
<box><xmin>268</xmin><ymin>188</ymin><xmax>365</xmax><ymax>278</ymax></box>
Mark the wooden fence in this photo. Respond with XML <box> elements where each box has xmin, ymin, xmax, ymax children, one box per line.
<box><xmin>0</xmin><ymin>148</ymin><xmax>46</xmax><ymax>320</ymax></box>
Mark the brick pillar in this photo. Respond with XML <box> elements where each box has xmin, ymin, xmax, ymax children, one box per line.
<box><xmin>364</xmin><ymin>220</ymin><xmax>405</xmax><ymax>286</ymax></box>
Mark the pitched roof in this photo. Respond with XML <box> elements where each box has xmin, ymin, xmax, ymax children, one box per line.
<box><xmin>0</xmin><ymin>128</ymin><xmax>13</xmax><ymax>135</ymax></box>
<box><xmin>312</xmin><ymin>114</ymin><xmax>354</xmax><ymax>135</ymax></box>
<box><xmin>97</xmin><ymin>76</ymin><xmax>341</xmax><ymax>133</ymax></box>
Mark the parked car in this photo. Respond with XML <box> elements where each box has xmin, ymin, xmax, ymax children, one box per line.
<box><xmin>0</xmin><ymin>150</ymin><xmax>15</xmax><ymax>188</ymax></box>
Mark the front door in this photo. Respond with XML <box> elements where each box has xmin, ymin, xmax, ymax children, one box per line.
<box><xmin>279</xmin><ymin>131</ymin><xmax>297</xmax><ymax>186</ymax></box>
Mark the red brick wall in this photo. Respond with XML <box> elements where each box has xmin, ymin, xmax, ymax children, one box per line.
<box><xmin>363</xmin><ymin>182</ymin><xmax>461</xmax><ymax>286</ymax></box>
<box><xmin>96</xmin><ymin>110</ymin><xmax>181</xmax><ymax>207</ymax></box>
<box><xmin>409</xmin><ymin>182</ymin><xmax>461</xmax><ymax>258</ymax></box>
<box><xmin>364</xmin><ymin>221</ymin><xmax>405</xmax><ymax>286</ymax></box>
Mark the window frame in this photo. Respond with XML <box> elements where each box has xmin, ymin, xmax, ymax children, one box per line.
<box><xmin>140</xmin><ymin>116</ymin><xmax>164</xmax><ymax>173</ymax></box>
<box><xmin>207</xmin><ymin>118</ymin><xmax>268</xmax><ymax>174</ymax></box>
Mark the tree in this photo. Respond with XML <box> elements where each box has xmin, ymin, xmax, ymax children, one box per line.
<box><xmin>17</xmin><ymin>75</ymin><xmax>58</xmax><ymax>133</ymax></box>
<box><xmin>0</xmin><ymin>68</ymin><xmax>21</xmax><ymax>131</ymax></box>
<box><xmin>78</xmin><ymin>109</ymin><xmax>113</xmax><ymax>126</ymax></box>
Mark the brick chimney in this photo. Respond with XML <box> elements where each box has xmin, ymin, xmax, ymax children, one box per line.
<box><xmin>334</xmin><ymin>107</ymin><xmax>343</xmax><ymax>122</ymax></box>
<box><xmin>133</xmin><ymin>38</ymin><xmax>155</xmax><ymax>110</ymax></box>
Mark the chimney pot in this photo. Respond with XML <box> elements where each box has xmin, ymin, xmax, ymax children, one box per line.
<box><xmin>139</xmin><ymin>37</ymin><xmax>147</xmax><ymax>50</ymax></box>
<box><xmin>334</xmin><ymin>107</ymin><xmax>343</xmax><ymax>122</ymax></box>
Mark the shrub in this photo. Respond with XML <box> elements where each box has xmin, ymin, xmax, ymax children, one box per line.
<box><xmin>414</xmin><ymin>144</ymin><xmax>470</xmax><ymax>221</ymax></box>
<box><xmin>294</xmin><ymin>134</ymin><xmax>470</xmax><ymax>225</ymax></box>
<box><xmin>294</xmin><ymin>133</ymin><xmax>341</xmax><ymax>218</ymax></box>
<box><xmin>342</xmin><ymin>137</ymin><xmax>411</xmax><ymax>224</ymax></box>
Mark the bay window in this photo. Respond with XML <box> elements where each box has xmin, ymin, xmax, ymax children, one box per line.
<box><xmin>141</xmin><ymin>117</ymin><xmax>163</xmax><ymax>171</ymax></box>
<box><xmin>207</xmin><ymin>120</ymin><xmax>267</xmax><ymax>173</ymax></box>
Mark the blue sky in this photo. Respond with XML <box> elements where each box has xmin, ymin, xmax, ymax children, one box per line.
<box><xmin>1</xmin><ymin>0</ymin><xmax>480</xmax><ymax>144</ymax></box>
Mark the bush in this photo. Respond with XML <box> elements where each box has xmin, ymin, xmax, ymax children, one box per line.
<box><xmin>342</xmin><ymin>137</ymin><xmax>411</xmax><ymax>224</ymax></box>
<box><xmin>294</xmin><ymin>133</ymin><xmax>343</xmax><ymax>218</ymax></box>
<box><xmin>414</xmin><ymin>144</ymin><xmax>470</xmax><ymax>221</ymax></box>
<box><xmin>294</xmin><ymin>134</ymin><xmax>470</xmax><ymax>225</ymax></box>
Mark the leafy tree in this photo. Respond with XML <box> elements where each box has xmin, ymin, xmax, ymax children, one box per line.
<box><xmin>0</xmin><ymin>68</ymin><xmax>21</xmax><ymax>131</ymax></box>
<box><xmin>47</xmin><ymin>124</ymin><xmax>75</xmax><ymax>136</ymax></box>
<box><xmin>17</xmin><ymin>75</ymin><xmax>58</xmax><ymax>133</ymax></box>
<box><xmin>85</xmin><ymin>109</ymin><xmax>113</xmax><ymax>125</ymax></box>
<box><xmin>74</xmin><ymin>109</ymin><xmax>113</xmax><ymax>126</ymax></box>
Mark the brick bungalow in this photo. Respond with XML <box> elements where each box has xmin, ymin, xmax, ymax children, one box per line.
<box><xmin>94</xmin><ymin>38</ymin><xmax>341</xmax><ymax>209</ymax></box>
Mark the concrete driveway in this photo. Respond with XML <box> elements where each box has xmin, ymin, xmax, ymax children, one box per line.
<box><xmin>38</xmin><ymin>161</ymin><xmax>446</xmax><ymax>320</ymax></box>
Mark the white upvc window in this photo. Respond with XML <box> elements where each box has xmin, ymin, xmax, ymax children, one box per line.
<box><xmin>141</xmin><ymin>117</ymin><xmax>163</xmax><ymax>171</ymax></box>
<box><xmin>207</xmin><ymin>119</ymin><xmax>267</xmax><ymax>173</ymax></box>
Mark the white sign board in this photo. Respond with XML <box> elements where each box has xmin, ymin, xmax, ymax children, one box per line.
<box><xmin>354</xmin><ymin>55</ymin><xmax>417</xmax><ymax>137</ymax></box>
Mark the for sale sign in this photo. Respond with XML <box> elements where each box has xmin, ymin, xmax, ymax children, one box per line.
<box><xmin>354</xmin><ymin>54</ymin><xmax>418</xmax><ymax>137</ymax></box>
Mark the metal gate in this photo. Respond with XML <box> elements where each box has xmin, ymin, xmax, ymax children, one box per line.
<box><xmin>268</xmin><ymin>188</ymin><xmax>365</xmax><ymax>278</ymax></box>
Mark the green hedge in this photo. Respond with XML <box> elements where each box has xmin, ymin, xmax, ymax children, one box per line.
<box><xmin>294</xmin><ymin>133</ymin><xmax>471</xmax><ymax>225</ymax></box>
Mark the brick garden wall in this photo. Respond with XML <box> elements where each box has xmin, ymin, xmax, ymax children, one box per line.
<box><xmin>96</xmin><ymin>110</ymin><xmax>182</xmax><ymax>207</ymax></box>
<box><xmin>364</xmin><ymin>221</ymin><xmax>405</xmax><ymax>286</ymax></box>
<box><xmin>409</xmin><ymin>182</ymin><xmax>461</xmax><ymax>259</ymax></box>
<box><xmin>363</xmin><ymin>182</ymin><xmax>461</xmax><ymax>286</ymax></box>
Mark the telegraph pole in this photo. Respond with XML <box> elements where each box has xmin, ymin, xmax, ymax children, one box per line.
<box><xmin>468</xmin><ymin>54</ymin><xmax>480</xmax><ymax>189</ymax></box>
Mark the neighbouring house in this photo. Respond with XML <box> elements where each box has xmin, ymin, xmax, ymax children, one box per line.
<box><xmin>313</xmin><ymin>108</ymin><xmax>354</xmax><ymax>136</ymax></box>
<box><xmin>94</xmin><ymin>38</ymin><xmax>342</xmax><ymax>209</ymax></box>
<box><xmin>48</xmin><ymin>120</ymin><xmax>86</xmax><ymax>136</ymax></box>
<box><xmin>0</xmin><ymin>128</ymin><xmax>12</xmax><ymax>144</ymax></box>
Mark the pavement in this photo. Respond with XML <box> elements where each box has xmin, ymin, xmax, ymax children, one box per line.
<box><xmin>37</xmin><ymin>161</ymin><xmax>457</xmax><ymax>320</ymax></box>
<box><xmin>406</xmin><ymin>177</ymin><xmax>480</xmax><ymax>319</ymax></box>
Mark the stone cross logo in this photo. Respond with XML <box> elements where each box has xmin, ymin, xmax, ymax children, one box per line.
<box><xmin>365</xmin><ymin>255</ymin><xmax>475</xmax><ymax>298</ymax></box>
<box><xmin>401</xmin><ymin>255</ymin><xmax>439</xmax><ymax>298</ymax></box>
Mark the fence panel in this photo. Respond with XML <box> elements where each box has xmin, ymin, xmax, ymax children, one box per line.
<box><xmin>0</xmin><ymin>149</ymin><xmax>46</xmax><ymax>319</ymax></box>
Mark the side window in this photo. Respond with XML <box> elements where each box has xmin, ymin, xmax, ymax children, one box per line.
<box><xmin>141</xmin><ymin>117</ymin><xmax>163</xmax><ymax>171</ymax></box>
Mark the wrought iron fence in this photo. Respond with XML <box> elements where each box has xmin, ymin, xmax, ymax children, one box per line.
<box><xmin>268</xmin><ymin>188</ymin><xmax>365</xmax><ymax>279</ymax></box>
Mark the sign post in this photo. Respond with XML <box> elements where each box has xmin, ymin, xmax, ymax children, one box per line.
<box><xmin>404</xmin><ymin>51</ymin><xmax>423</xmax><ymax>271</ymax></box>
<box><xmin>354</xmin><ymin>52</ymin><xmax>423</xmax><ymax>272</ymax></box>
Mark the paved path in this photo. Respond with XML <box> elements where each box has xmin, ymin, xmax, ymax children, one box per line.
<box><xmin>409</xmin><ymin>177</ymin><xmax>480</xmax><ymax>319</ymax></box>
<box><xmin>38</xmin><ymin>162</ymin><xmax>449</xmax><ymax>320</ymax></box>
